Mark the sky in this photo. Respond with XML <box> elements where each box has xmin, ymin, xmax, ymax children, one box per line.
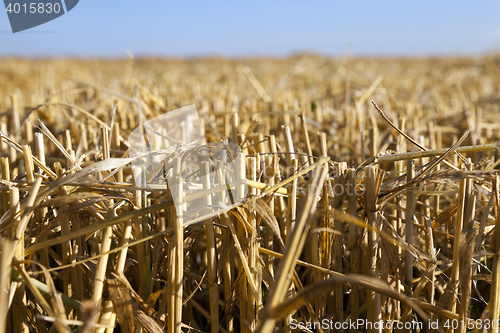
<box><xmin>1</xmin><ymin>1</ymin><xmax>500</xmax><ymax>58</ymax></box>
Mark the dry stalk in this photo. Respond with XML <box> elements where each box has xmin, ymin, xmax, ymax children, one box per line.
<box><xmin>202</xmin><ymin>161</ymin><xmax>219</xmax><ymax>333</ymax></box>
<box><xmin>257</xmin><ymin>163</ymin><xmax>328</xmax><ymax>333</ymax></box>
<box><xmin>364</xmin><ymin>166</ymin><xmax>381</xmax><ymax>333</ymax></box>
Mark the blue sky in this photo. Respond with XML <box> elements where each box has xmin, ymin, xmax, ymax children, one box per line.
<box><xmin>1</xmin><ymin>1</ymin><xmax>500</xmax><ymax>57</ymax></box>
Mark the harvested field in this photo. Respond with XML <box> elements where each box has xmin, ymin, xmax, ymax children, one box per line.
<box><xmin>0</xmin><ymin>55</ymin><xmax>500</xmax><ymax>333</ymax></box>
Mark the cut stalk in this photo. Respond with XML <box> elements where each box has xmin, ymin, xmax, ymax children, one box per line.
<box><xmin>173</xmin><ymin>157</ymin><xmax>184</xmax><ymax>333</ymax></box>
<box><xmin>235</xmin><ymin>150</ymin><xmax>248</xmax><ymax>333</ymax></box>
<box><xmin>332</xmin><ymin>162</ymin><xmax>346</xmax><ymax>331</ymax></box>
<box><xmin>489</xmin><ymin>175</ymin><xmax>500</xmax><ymax>333</ymax></box>
<box><xmin>217</xmin><ymin>161</ymin><xmax>234</xmax><ymax>333</ymax></box>
<box><xmin>364</xmin><ymin>166</ymin><xmax>381</xmax><ymax>333</ymax></box>
<box><xmin>346</xmin><ymin>168</ymin><xmax>359</xmax><ymax>333</ymax></box>
<box><xmin>448</xmin><ymin>160</ymin><xmax>471</xmax><ymax>318</ymax></box>
<box><xmin>202</xmin><ymin>161</ymin><xmax>220</xmax><ymax>333</ymax></box>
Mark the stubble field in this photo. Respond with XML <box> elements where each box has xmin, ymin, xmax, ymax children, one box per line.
<box><xmin>0</xmin><ymin>55</ymin><xmax>500</xmax><ymax>333</ymax></box>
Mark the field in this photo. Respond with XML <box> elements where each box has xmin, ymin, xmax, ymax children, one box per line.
<box><xmin>0</xmin><ymin>55</ymin><xmax>500</xmax><ymax>333</ymax></box>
